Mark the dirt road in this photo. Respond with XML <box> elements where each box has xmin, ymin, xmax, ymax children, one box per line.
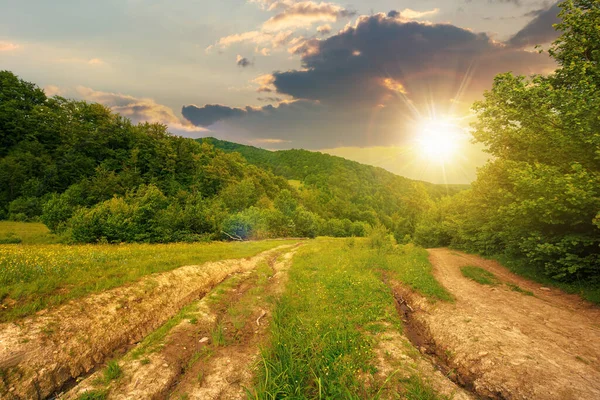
<box><xmin>406</xmin><ymin>249</ymin><xmax>600</xmax><ymax>399</ymax></box>
<box><xmin>0</xmin><ymin>244</ymin><xmax>296</xmax><ymax>400</ymax></box>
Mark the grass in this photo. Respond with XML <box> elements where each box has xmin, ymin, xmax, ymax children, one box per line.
<box><xmin>0</xmin><ymin>221</ymin><xmax>60</xmax><ymax>244</ymax></box>
<box><xmin>251</xmin><ymin>238</ymin><xmax>450</xmax><ymax>399</ymax></box>
<box><xmin>103</xmin><ymin>360</ymin><xmax>122</xmax><ymax>381</ymax></box>
<box><xmin>494</xmin><ymin>254</ymin><xmax>600</xmax><ymax>305</ymax></box>
<box><xmin>379</xmin><ymin>243</ymin><xmax>453</xmax><ymax>302</ymax></box>
<box><xmin>506</xmin><ymin>283</ymin><xmax>534</xmax><ymax>296</ymax></box>
<box><xmin>0</xmin><ymin>235</ymin><xmax>296</xmax><ymax>322</ymax></box>
<box><xmin>77</xmin><ymin>390</ymin><xmax>107</xmax><ymax>400</ymax></box>
<box><xmin>460</xmin><ymin>266</ymin><xmax>500</xmax><ymax>285</ymax></box>
<box><xmin>130</xmin><ymin>302</ymin><xmax>201</xmax><ymax>359</ymax></box>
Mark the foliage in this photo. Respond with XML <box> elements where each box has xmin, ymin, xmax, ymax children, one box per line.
<box><xmin>419</xmin><ymin>0</ymin><xmax>600</xmax><ymax>283</ymax></box>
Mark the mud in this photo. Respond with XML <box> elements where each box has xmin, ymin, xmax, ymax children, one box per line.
<box><xmin>0</xmin><ymin>245</ymin><xmax>295</xmax><ymax>400</ymax></box>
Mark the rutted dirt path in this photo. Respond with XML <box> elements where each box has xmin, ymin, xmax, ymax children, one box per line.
<box><xmin>402</xmin><ymin>248</ymin><xmax>600</xmax><ymax>400</ymax></box>
<box><xmin>64</xmin><ymin>246</ymin><xmax>298</xmax><ymax>400</ymax></box>
<box><xmin>0</xmin><ymin>244</ymin><xmax>296</xmax><ymax>400</ymax></box>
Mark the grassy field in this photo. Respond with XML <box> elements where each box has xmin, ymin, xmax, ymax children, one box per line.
<box><xmin>252</xmin><ymin>238</ymin><xmax>452</xmax><ymax>399</ymax></box>
<box><xmin>0</xmin><ymin>221</ymin><xmax>61</xmax><ymax>244</ymax></box>
<box><xmin>0</xmin><ymin>223</ymin><xmax>296</xmax><ymax>322</ymax></box>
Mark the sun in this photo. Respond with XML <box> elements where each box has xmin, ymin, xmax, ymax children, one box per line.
<box><xmin>415</xmin><ymin>118</ymin><xmax>462</xmax><ymax>163</ymax></box>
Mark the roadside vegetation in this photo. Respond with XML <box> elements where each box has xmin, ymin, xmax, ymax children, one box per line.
<box><xmin>460</xmin><ymin>266</ymin><xmax>500</xmax><ymax>286</ymax></box>
<box><xmin>252</xmin><ymin>237</ymin><xmax>452</xmax><ymax>399</ymax></box>
<box><xmin>0</xmin><ymin>236</ymin><xmax>294</xmax><ymax>322</ymax></box>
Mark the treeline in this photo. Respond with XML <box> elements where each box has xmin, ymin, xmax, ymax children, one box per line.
<box><xmin>0</xmin><ymin>71</ymin><xmax>442</xmax><ymax>242</ymax></box>
<box><xmin>415</xmin><ymin>0</ymin><xmax>600</xmax><ymax>282</ymax></box>
<box><xmin>203</xmin><ymin>138</ymin><xmax>465</xmax><ymax>241</ymax></box>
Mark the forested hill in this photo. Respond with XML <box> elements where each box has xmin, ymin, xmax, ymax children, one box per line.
<box><xmin>200</xmin><ymin>137</ymin><xmax>467</xmax><ymax>200</ymax></box>
<box><xmin>0</xmin><ymin>70</ymin><xmax>458</xmax><ymax>243</ymax></box>
<box><xmin>200</xmin><ymin>137</ymin><xmax>467</xmax><ymax>240</ymax></box>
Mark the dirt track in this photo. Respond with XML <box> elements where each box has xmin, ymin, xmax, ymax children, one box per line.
<box><xmin>0</xmin><ymin>245</ymin><xmax>295</xmax><ymax>399</ymax></box>
<box><xmin>407</xmin><ymin>248</ymin><xmax>600</xmax><ymax>399</ymax></box>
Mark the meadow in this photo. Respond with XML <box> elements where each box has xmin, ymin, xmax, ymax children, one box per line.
<box><xmin>252</xmin><ymin>237</ymin><xmax>452</xmax><ymax>399</ymax></box>
<box><xmin>0</xmin><ymin>222</ymin><xmax>295</xmax><ymax>322</ymax></box>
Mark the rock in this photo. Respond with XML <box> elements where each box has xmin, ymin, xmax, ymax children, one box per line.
<box><xmin>479</xmin><ymin>351</ymin><xmax>489</xmax><ymax>357</ymax></box>
<box><xmin>199</xmin><ymin>337</ymin><xmax>209</xmax><ymax>343</ymax></box>
<box><xmin>539</xmin><ymin>287</ymin><xmax>551</xmax><ymax>291</ymax></box>
<box><xmin>162</xmin><ymin>363</ymin><xmax>169</xmax><ymax>368</ymax></box>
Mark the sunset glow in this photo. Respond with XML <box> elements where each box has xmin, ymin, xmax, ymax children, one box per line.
<box><xmin>416</xmin><ymin>118</ymin><xmax>462</xmax><ymax>163</ymax></box>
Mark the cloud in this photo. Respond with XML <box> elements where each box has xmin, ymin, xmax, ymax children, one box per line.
<box><xmin>262</xmin><ymin>1</ymin><xmax>355</xmax><ymax>31</ymax></box>
<box><xmin>43</xmin><ymin>85</ymin><xmax>64</xmax><ymax>97</ymax></box>
<box><xmin>271</xmin><ymin>13</ymin><xmax>555</xmax><ymax>107</ymax></box>
<box><xmin>317</xmin><ymin>24</ymin><xmax>332</xmax><ymax>35</ymax></box>
<box><xmin>210</xmin><ymin>1</ymin><xmax>354</xmax><ymax>54</ymax></box>
<box><xmin>75</xmin><ymin>86</ymin><xmax>206</xmax><ymax>135</ymax></box>
<box><xmin>508</xmin><ymin>2</ymin><xmax>560</xmax><ymax>48</ymax></box>
<box><xmin>184</xmin><ymin>12</ymin><xmax>556</xmax><ymax>150</ymax></box>
<box><xmin>236</xmin><ymin>55</ymin><xmax>253</xmax><ymax>67</ymax></box>
<box><xmin>0</xmin><ymin>41</ymin><xmax>19</xmax><ymax>51</ymax></box>
<box><xmin>182</xmin><ymin>99</ymin><xmax>320</xmax><ymax>129</ymax></box>
<box><xmin>57</xmin><ymin>57</ymin><xmax>108</xmax><ymax>66</ymax></box>
<box><xmin>213</xmin><ymin>30</ymin><xmax>294</xmax><ymax>50</ymax></box>
<box><xmin>399</xmin><ymin>8</ymin><xmax>440</xmax><ymax>20</ymax></box>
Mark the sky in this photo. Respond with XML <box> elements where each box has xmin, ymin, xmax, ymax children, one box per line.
<box><xmin>0</xmin><ymin>0</ymin><xmax>562</xmax><ymax>183</ymax></box>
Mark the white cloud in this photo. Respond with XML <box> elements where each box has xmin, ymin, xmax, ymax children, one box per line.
<box><xmin>74</xmin><ymin>86</ymin><xmax>207</xmax><ymax>135</ymax></box>
<box><xmin>400</xmin><ymin>8</ymin><xmax>440</xmax><ymax>20</ymax></box>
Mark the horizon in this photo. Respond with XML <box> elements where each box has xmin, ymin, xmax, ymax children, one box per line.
<box><xmin>1</xmin><ymin>0</ymin><xmax>561</xmax><ymax>183</ymax></box>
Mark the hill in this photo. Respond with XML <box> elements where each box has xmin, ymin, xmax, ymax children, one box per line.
<box><xmin>201</xmin><ymin>138</ymin><xmax>467</xmax><ymax>239</ymax></box>
<box><xmin>0</xmin><ymin>70</ymin><xmax>460</xmax><ymax>243</ymax></box>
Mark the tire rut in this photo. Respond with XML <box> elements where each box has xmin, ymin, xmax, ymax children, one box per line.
<box><xmin>0</xmin><ymin>244</ymin><xmax>296</xmax><ymax>400</ymax></box>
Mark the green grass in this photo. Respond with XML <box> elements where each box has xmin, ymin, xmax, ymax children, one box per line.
<box><xmin>0</xmin><ymin>239</ymin><xmax>296</xmax><ymax>322</ymax></box>
<box><xmin>506</xmin><ymin>283</ymin><xmax>534</xmax><ymax>296</ymax></box>
<box><xmin>460</xmin><ymin>266</ymin><xmax>500</xmax><ymax>285</ymax></box>
<box><xmin>0</xmin><ymin>221</ymin><xmax>60</xmax><ymax>244</ymax></box>
<box><xmin>251</xmin><ymin>238</ymin><xmax>450</xmax><ymax>399</ymax></box>
<box><xmin>77</xmin><ymin>390</ymin><xmax>107</xmax><ymax>400</ymax></box>
<box><xmin>379</xmin><ymin>243</ymin><xmax>453</xmax><ymax>302</ymax></box>
<box><xmin>494</xmin><ymin>254</ymin><xmax>600</xmax><ymax>305</ymax></box>
<box><xmin>103</xmin><ymin>360</ymin><xmax>122</xmax><ymax>381</ymax></box>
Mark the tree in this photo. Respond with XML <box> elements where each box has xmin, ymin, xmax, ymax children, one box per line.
<box><xmin>451</xmin><ymin>0</ymin><xmax>600</xmax><ymax>280</ymax></box>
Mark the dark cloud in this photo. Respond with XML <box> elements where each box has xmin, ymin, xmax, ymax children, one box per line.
<box><xmin>183</xmin><ymin>13</ymin><xmax>556</xmax><ymax>149</ymax></box>
<box><xmin>508</xmin><ymin>2</ymin><xmax>561</xmax><ymax>48</ymax></box>
<box><xmin>489</xmin><ymin>0</ymin><xmax>522</xmax><ymax>6</ymax></box>
<box><xmin>236</xmin><ymin>55</ymin><xmax>253</xmax><ymax>67</ymax></box>
<box><xmin>258</xmin><ymin>97</ymin><xmax>284</xmax><ymax>102</ymax></box>
<box><xmin>182</xmin><ymin>104</ymin><xmax>250</xmax><ymax>127</ymax></box>
<box><xmin>271</xmin><ymin>14</ymin><xmax>553</xmax><ymax>108</ymax></box>
<box><xmin>387</xmin><ymin>10</ymin><xmax>400</xmax><ymax>18</ymax></box>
